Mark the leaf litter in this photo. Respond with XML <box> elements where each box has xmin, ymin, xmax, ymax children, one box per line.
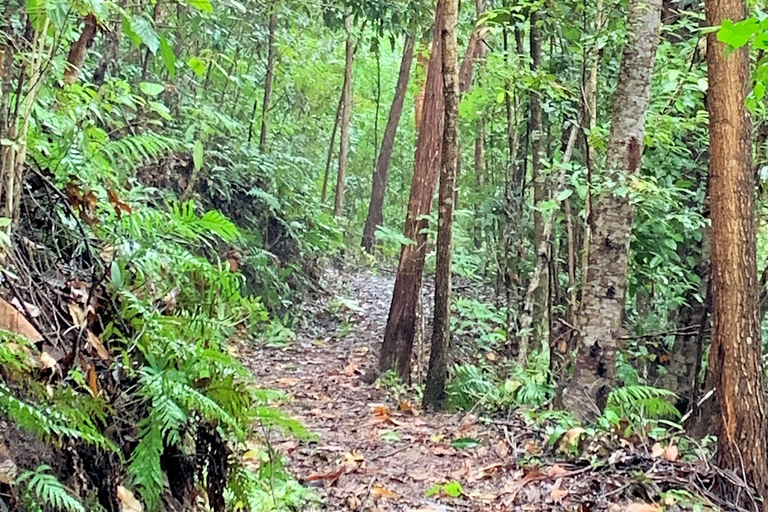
<box><xmin>241</xmin><ymin>269</ymin><xmax>751</xmax><ymax>511</ymax></box>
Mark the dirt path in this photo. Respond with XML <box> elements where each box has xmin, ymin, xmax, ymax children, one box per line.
<box><xmin>239</xmin><ymin>270</ymin><xmax>708</xmax><ymax>512</ymax></box>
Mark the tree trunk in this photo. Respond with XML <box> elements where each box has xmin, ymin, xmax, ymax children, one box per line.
<box><xmin>561</xmin><ymin>0</ymin><xmax>662</xmax><ymax>421</ymax></box>
<box><xmin>423</xmin><ymin>0</ymin><xmax>459</xmax><ymax>410</ymax></box>
<box><xmin>321</xmin><ymin>92</ymin><xmax>343</xmax><ymax>203</ymax></box>
<box><xmin>706</xmin><ymin>0</ymin><xmax>768</xmax><ymax>504</ymax></box>
<box><xmin>529</xmin><ymin>10</ymin><xmax>548</xmax><ymax>349</ymax></box>
<box><xmin>473</xmin><ymin>117</ymin><xmax>484</xmax><ymax>249</ymax></box>
<box><xmin>259</xmin><ymin>12</ymin><xmax>277</xmax><ymax>153</ymax></box>
<box><xmin>518</xmin><ymin>122</ymin><xmax>578</xmax><ymax>363</ymax></box>
<box><xmin>333</xmin><ymin>16</ymin><xmax>354</xmax><ymax>217</ymax></box>
<box><xmin>362</xmin><ymin>33</ymin><xmax>416</xmax><ymax>252</ymax></box>
<box><xmin>63</xmin><ymin>14</ymin><xmax>98</xmax><ymax>85</ymax></box>
<box><xmin>379</xmin><ymin>10</ymin><xmax>445</xmax><ymax>381</ymax></box>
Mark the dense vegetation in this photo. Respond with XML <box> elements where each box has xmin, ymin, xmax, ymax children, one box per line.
<box><xmin>3</xmin><ymin>0</ymin><xmax>768</xmax><ymax>509</ymax></box>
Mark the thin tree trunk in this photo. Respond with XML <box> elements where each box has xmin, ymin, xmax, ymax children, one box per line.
<box><xmin>473</xmin><ymin>117</ymin><xmax>484</xmax><ymax>249</ymax></box>
<box><xmin>362</xmin><ymin>33</ymin><xmax>416</xmax><ymax>252</ymax></box>
<box><xmin>706</xmin><ymin>0</ymin><xmax>768</xmax><ymax>504</ymax></box>
<box><xmin>333</xmin><ymin>16</ymin><xmax>354</xmax><ymax>217</ymax></box>
<box><xmin>561</xmin><ymin>0</ymin><xmax>662</xmax><ymax>421</ymax></box>
<box><xmin>580</xmin><ymin>0</ymin><xmax>602</xmax><ymax>309</ymax></box>
<box><xmin>321</xmin><ymin>92</ymin><xmax>343</xmax><ymax>203</ymax></box>
<box><xmin>423</xmin><ymin>0</ymin><xmax>458</xmax><ymax>409</ymax></box>
<box><xmin>518</xmin><ymin>122</ymin><xmax>578</xmax><ymax>363</ymax></box>
<box><xmin>259</xmin><ymin>12</ymin><xmax>277</xmax><ymax>153</ymax></box>
<box><xmin>379</xmin><ymin>10</ymin><xmax>445</xmax><ymax>381</ymax></box>
<box><xmin>529</xmin><ymin>10</ymin><xmax>548</xmax><ymax>347</ymax></box>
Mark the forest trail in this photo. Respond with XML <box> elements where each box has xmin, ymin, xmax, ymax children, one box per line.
<box><xmin>239</xmin><ymin>270</ymin><xmax>709</xmax><ymax>512</ymax></box>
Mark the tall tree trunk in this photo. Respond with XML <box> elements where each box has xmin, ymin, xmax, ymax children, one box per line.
<box><xmin>414</xmin><ymin>51</ymin><xmax>429</xmax><ymax>137</ymax></box>
<box><xmin>259</xmin><ymin>12</ymin><xmax>277</xmax><ymax>153</ymax></box>
<box><xmin>518</xmin><ymin>122</ymin><xmax>578</xmax><ymax>363</ymax></box>
<box><xmin>362</xmin><ymin>33</ymin><xmax>416</xmax><ymax>252</ymax></box>
<box><xmin>423</xmin><ymin>0</ymin><xmax>459</xmax><ymax>410</ymax></box>
<box><xmin>529</xmin><ymin>10</ymin><xmax>548</xmax><ymax>351</ymax></box>
<box><xmin>561</xmin><ymin>0</ymin><xmax>662</xmax><ymax>421</ymax></box>
<box><xmin>379</xmin><ymin>10</ymin><xmax>445</xmax><ymax>381</ymax></box>
<box><xmin>580</xmin><ymin>0</ymin><xmax>602</xmax><ymax>309</ymax></box>
<box><xmin>321</xmin><ymin>92</ymin><xmax>344</xmax><ymax>203</ymax></box>
<box><xmin>706</xmin><ymin>0</ymin><xmax>768</xmax><ymax>504</ymax></box>
<box><xmin>473</xmin><ymin>117</ymin><xmax>484</xmax><ymax>249</ymax></box>
<box><xmin>333</xmin><ymin>16</ymin><xmax>354</xmax><ymax>217</ymax></box>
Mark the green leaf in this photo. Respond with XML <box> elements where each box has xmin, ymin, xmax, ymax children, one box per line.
<box><xmin>187</xmin><ymin>0</ymin><xmax>213</xmax><ymax>12</ymax></box>
<box><xmin>140</xmin><ymin>82</ymin><xmax>165</xmax><ymax>97</ymax></box>
<box><xmin>193</xmin><ymin>140</ymin><xmax>204</xmax><ymax>171</ymax></box>
<box><xmin>443</xmin><ymin>480</ymin><xmax>464</xmax><ymax>498</ymax></box>
<box><xmin>450</xmin><ymin>437</ymin><xmax>482</xmax><ymax>449</ymax></box>
<box><xmin>425</xmin><ymin>484</ymin><xmax>441</xmax><ymax>497</ymax></box>
<box><xmin>27</xmin><ymin>0</ymin><xmax>47</xmax><ymax>31</ymax></box>
<box><xmin>188</xmin><ymin>57</ymin><xmax>208</xmax><ymax>78</ymax></box>
<box><xmin>556</xmin><ymin>189</ymin><xmax>573</xmax><ymax>202</ymax></box>
<box><xmin>123</xmin><ymin>14</ymin><xmax>160</xmax><ymax>54</ymax></box>
<box><xmin>159</xmin><ymin>37</ymin><xmax>176</xmax><ymax>78</ymax></box>
<box><xmin>718</xmin><ymin>18</ymin><xmax>758</xmax><ymax>48</ymax></box>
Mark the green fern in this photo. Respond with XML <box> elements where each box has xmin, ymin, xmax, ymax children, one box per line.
<box><xmin>17</xmin><ymin>466</ymin><xmax>87</xmax><ymax>512</ymax></box>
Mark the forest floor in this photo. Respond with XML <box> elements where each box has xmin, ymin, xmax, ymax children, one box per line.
<box><xmin>239</xmin><ymin>269</ymin><xmax>731</xmax><ymax>512</ymax></box>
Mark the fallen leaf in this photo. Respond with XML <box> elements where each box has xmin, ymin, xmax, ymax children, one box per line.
<box><xmin>558</xmin><ymin>427</ymin><xmax>586</xmax><ymax>451</ymax></box>
<box><xmin>0</xmin><ymin>297</ymin><xmax>42</xmax><ymax>342</ymax></box>
<box><xmin>551</xmin><ymin>488</ymin><xmax>568</xmax><ymax>502</ymax></box>
<box><xmin>117</xmin><ymin>485</ymin><xmax>143</xmax><ymax>512</ymax></box>
<box><xmin>68</xmin><ymin>302</ymin><xmax>87</xmax><ymax>328</ymax></box>
<box><xmin>663</xmin><ymin>443</ymin><xmax>679</xmax><ymax>462</ymax></box>
<box><xmin>276</xmin><ymin>377</ymin><xmax>299</xmax><ymax>387</ymax></box>
<box><xmin>343</xmin><ymin>451</ymin><xmax>364</xmax><ymax>467</ymax></box>
<box><xmin>624</xmin><ymin>503</ymin><xmax>661</xmax><ymax>512</ymax></box>
<box><xmin>343</xmin><ymin>363</ymin><xmax>358</xmax><ymax>376</ymax></box>
<box><xmin>524</xmin><ymin>440</ymin><xmax>540</xmax><ymax>454</ymax></box>
<box><xmin>486</xmin><ymin>351</ymin><xmax>498</xmax><ymax>361</ymax></box>
<box><xmin>372</xmin><ymin>405</ymin><xmax>392</xmax><ymax>419</ymax></box>
<box><xmin>650</xmin><ymin>443</ymin><xmax>664</xmax><ymax>458</ymax></box>
<box><xmin>87</xmin><ymin>330</ymin><xmax>111</xmax><ymax>360</ymax></box>
<box><xmin>468</xmin><ymin>491</ymin><xmax>497</xmax><ymax>501</ymax></box>
<box><xmin>304</xmin><ymin>466</ymin><xmax>345</xmax><ymax>485</ymax></box>
<box><xmin>10</xmin><ymin>297</ymin><xmax>40</xmax><ymax>318</ymax></box>
<box><xmin>398</xmin><ymin>401</ymin><xmax>417</xmax><ymax>414</ymax></box>
<box><xmin>547</xmin><ymin>464</ymin><xmax>567</xmax><ymax>477</ymax></box>
<box><xmin>38</xmin><ymin>351</ymin><xmax>57</xmax><ymax>370</ymax></box>
<box><xmin>407</xmin><ymin>470</ymin><xmax>432</xmax><ymax>481</ymax></box>
<box><xmin>108</xmin><ymin>188</ymin><xmax>133</xmax><ymax>218</ymax></box>
<box><xmin>473</xmin><ymin>462</ymin><xmax>504</xmax><ymax>480</ymax></box>
<box><xmin>371</xmin><ymin>485</ymin><xmax>396</xmax><ymax>499</ymax></box>
<box><xmin>430</xmin><ymin>445</ymin><xmax>455</xmax><ymax>456</ymax></box>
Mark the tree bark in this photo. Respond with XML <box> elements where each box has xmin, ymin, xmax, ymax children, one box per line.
<box><xmin>379</xmin><ymin>9</ymin><xmax>445</xmax><ymax>381</ymax></box>
<box><xmin>333</xmin><ymin>16</ymin><xmax>354</xmax><ymax>217</ymax></box>
<box><xmin>518</xmin><ymin>122</ymin><xmax>578</xmax><ymax>363</ymax></box>
<box><xmin>561</xmin><ymin>0</ymin><xmax>662</xmax><ymax>421</ymax></box>
<box><xmin>706</xmin><ymin>0</ymin><xmax>768</xmax><ymax>504</ymax></box>
<box><xmin>473</xmin><ymin>117</ymin><xmax>484</xmax><ymax>249</ymax></box>
<box><xmin>423</xmin><ymin>0</ymin><xmax>459</xmax><ymax>410</ymax></box>
<box><xmin>362</xmin><ymin>33</ymin><xmax>416</xmax><ymax>252</ymax></box>
<box><xmin>529</xmin><ymin>10</ymin><xmax>548</xmax><ymax>346</ymax></box>
<box><xmin>321</xmin><ymin>92</ymin><xmax>343</xmax><ymax>203</ymax></box>
<box><xmin>258</xmin><ymin>12</ymin><xmax>277</xmax><ymax>153</ymax></box>
<box><xmin>63</xmin><ymin>14</ymin><xmax>98</xmax><ymax>85</ymax></box>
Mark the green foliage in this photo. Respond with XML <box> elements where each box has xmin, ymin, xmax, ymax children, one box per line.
<box><xmin>16</xmin><ymin>466</ymin><xmax>87</xmax><ymax>512</ymax></box>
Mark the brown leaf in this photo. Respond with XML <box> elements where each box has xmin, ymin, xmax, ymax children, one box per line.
<box><xmin>524</xmin><ymin>440</ymin><xmax>540</xmax><ymax>454</ymax></box>
<box><xmin>117</xmin><ymin>485</ymin><xmax>143</xmax><ymax>512</ymax></box>
<box><xmin>0</xmin><ymin>297</ymin><xmax>42</xmax><ymax>342</ymax></box>
<box><xmin>650</xmin><ymin>442</ymin><xmax>664</xmax><ymax>458</ymax></box>
<box><xmin>398</xmin><ymin>401</ymin><xmax>417</xmax><ymax>414</ymax></box>
<box><xmin>108</xmin><ymin>189</ymin><xmax>133</xmax><ymax>218</ymax></box>
<box><xmin>343</xmin><ymin>363</ymin><xmax>359</xmax><ymax>376</ymax></box>
<box><xmin>558</xmin><ymin>427</ymin><xmax>586</xmax><ymax>451</ymax></box>
<box><xmin>468</xmin><ymin>491</ymin><xmax>497</xmax><ymax>501</ymax></box>
<box><xmin>305</xmin><ymin>466</ymin><xmax>345</xmax><ymax>485</ymax></box>
<box><xmin>430</xmin><ymin>445</ymin><xmax>455</xmax><ymax>456</ymax></box>
<box><xmin>11</xmin><ymin>297</ymin><xmax>40</xmax><ymax>318</ymax></box>
<box><xmin>473</xmin><ymin>462</ymin><xmax>504</xmax><ymax>480</ymax></box>
<box><xmin>343</xmin><ymin>451</ymin><xmax>364</xmax><ymax>467</ymax></box>
<box><xmin>551</xmin><ymin>488</ymin><xmax>568</xmax><ymax>502</ymax></box>
<box><xmin>371</xmin><ymin>485</ymin><xmax>396</xmax><ymax>499</ymax></box>
<box><xmin>38</xmin><ymin>351</ymin><xmax>57</xmax><ymax>370</ymax></box>
<box><xmin>663</xmin><ymin>443</ymin><xmax>679</xmax><ymax>462</ymax></box>
<box><xmin>86</xmin><ymin>363</ymin><xmax>99</xmax><ymax>396</ymax></box>
<box><xmin>68</xmin><ymin>302</ymin><xmax>87</xmax><ymax>329</ymax></box>
<box><xmin>372</xmin><ymin>405</ymin><xmax>392</xmax><ymax>419</ymax></box>
<box><xmin>66</xmin><ymin>181</ymin><xmax>84</xmax><ymax>209</ymax></box>
<box><xmin>407</xmin><ymin>470</ymin><xmax>432</xmax><ymax>481</ymax></box>
<box><xmin>87</xmin><ymin>330</ymin><xmax>111</xmax><ymax>360</ymax></box>
<box><xmin>276</xmin><ymin>377</ymin><xmax>299</xmax><ymax>387</ymax></box>
<box><xmin>547</xmin><ymin>464</ymin><xmax>567</xmax><ymax>478</ymax></box>
<box><xmin>624</xmin><ymin>503</ymin><xmax>661</xmax><ymax>512</ymax></box>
